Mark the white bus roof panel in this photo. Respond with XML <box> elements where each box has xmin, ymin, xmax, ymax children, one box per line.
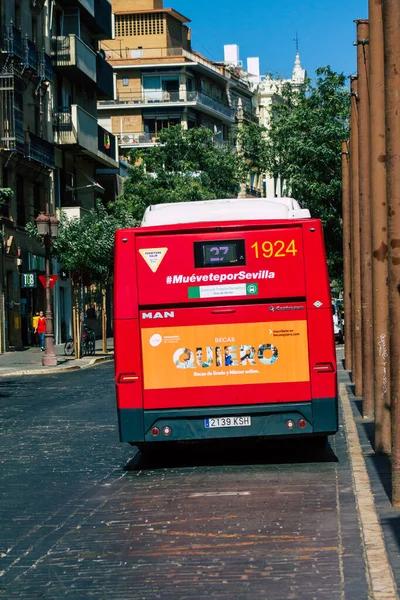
<box><xmin>141</xmin><ymin>197</ymin><xmax>311</xmax><ymax>227</ymax></box>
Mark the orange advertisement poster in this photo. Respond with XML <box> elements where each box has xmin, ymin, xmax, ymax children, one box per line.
<box><xmin>141</xmin><ymin>320</ymin><xmax>310</xmax><ymax>390</ymax></box>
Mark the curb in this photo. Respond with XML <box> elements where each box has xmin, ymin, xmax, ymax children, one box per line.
<box><xmin>0</xmin><ymin>354</ymin><xmax>114</xmax><ymax>378</ymax></box>
<box><xmin>339</xmin><ymin>383</ymin><xmax>398</xmax><ymax>599</ymax></box>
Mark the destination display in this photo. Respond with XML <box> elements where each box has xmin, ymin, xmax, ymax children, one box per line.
<box><xmin>194</xmin><ymin>239</ymin><xmax>246</xmax><ymax>268</ymax></box>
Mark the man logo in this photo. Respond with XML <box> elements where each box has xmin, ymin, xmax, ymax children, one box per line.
<box><xmin>142</xmin><ymin>311</ymin><xmax>175</xmax><ymax>320</ymax></box>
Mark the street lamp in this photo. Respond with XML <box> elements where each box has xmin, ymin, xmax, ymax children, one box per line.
<box><xmin>35</xmin><ymin>205</ymin><xmax>59</xmax><ymax>367</ymax></box>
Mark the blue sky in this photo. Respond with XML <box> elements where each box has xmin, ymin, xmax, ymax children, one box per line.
<box><xmin>171</xmin><ymin>0</ymin><xmax>368</xmax><ymax>81</ymax></box>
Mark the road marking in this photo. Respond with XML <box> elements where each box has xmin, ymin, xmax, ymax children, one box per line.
<box><xmin>339</xmin><ymin>383</ymin><xmax>398</xmax><ymax>600</ymax></box>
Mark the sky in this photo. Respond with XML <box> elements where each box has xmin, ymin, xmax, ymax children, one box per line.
<box><xmin>170</xmin><ymin>0</ymin><xmax>368</xmax><ymax>81</ymax></box>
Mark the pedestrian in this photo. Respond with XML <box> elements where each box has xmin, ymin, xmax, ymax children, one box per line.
<box><xmin>35</xmin><ymin>311</ymin><xmax>46</xmax><ymax>351</ymax></box>
<box><xmin>32</xmin><ymin>311</ymin><xmax>39</xmax><ymax>347</ymax></box>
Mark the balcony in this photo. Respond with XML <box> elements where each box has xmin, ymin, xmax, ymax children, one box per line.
<box><xmin>53</xmin><ymin>105</ymin><xmax>117</xmax><ymax>167</ymax></box>
<box><xmin>93</xmin><ymin>0</ymin><xmax>112</xmax><ymax>39</ymax></box>
<box><xmin>52</xmin><ymin>0</ymin><xmax>94</xmax><ymax>17</ymax></box>
<box><xmin>53</xmin><ymin>35</ymin><xmax>96</xmax><ymax>83</ymax></box>
<box><xmin>1</xmin><ymin>26</ymin><xmax>23</xmax><ymax>58</ymax></box>
<box><xmin>117</xmin><ymin>131</ymin><xmax>236</xmax><ymax>151</ymax></box>
<box><xmin>24</xmin><ymin>131</ymin><xmax>55</xmax><ymax>169</ymax></box>
<box><xmin>96</xmin><ymin>53</ymin><xmax>113</xmax><ymax>100</ymax></box>
<box><xmin>99</xmin><ymin>91</ymin><xmax>235</xmax><ymax>122</ymax></box>
<box><xmin>39</xmin><ymin>51</ymin><xmax>53</xmax><ymax>82</ymax></box>
<box><xmin>118</xmin><ymin>131</ymin><xmax>157</xmax><ymax>148</ymax></box>
<box><xmin>23</xmin><ymin>37</ymin><xmax>38</xmax><ymax>71</ymax></box>
<box><xmin>0</xmin><ymin>105</ymin><xmax>24</xmax><ymax>153</ymax></box>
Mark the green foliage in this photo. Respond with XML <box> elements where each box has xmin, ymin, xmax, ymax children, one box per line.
<box><xmin>118</xmin><ymin>126</ymin><xmax>246</xmax><ymax>221</ymax></box>
<box><xmin>53</xmin><ymin>202</ymin><xmax>137</xmax><ymax>283</ymax></box>
<box><xmin>0</xmin><ymin>187</ymin><xmax>13</xmax><ymax>206</ymax></box>
<box><xmin>237</xmin><ymin>123</ymin><xmax>269</xmax><ymax>175</ymax></box>
<box><xmin>266</xmin><ymin>66</ymin><xmax>350</xmax><ymax>281</ymax></box>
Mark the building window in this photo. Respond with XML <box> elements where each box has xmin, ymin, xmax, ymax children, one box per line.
<box><xmin>115</xmin><ymin>13</ymin><xmax>164</xmax><ymax>37</ymax></box>
<box><xmin>122</xmin><ymin>77</ymin><xmax>129</xmax><ymax>86</ymax></box>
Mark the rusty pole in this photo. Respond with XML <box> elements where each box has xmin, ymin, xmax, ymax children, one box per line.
<box><xmin>369</xmin><ymin>0</ymin><xmax>391</xmax><ymax>454</ymax></box>
<box><xmin>350</xmin><ymin>76</ymin><xmax>363</xmax><ymax>397</ymax></box>
<box><xmin>342</xmin><ymin>140</ymin><xmax>352</xmax><ymax>371</ymax></box>
<box><xmin>382</xmin><ymin>0</ymin><xmax>400</xmax><ymax>506</ymax></box>
<box><xmin>356</xmin><ymin>20</ymin><xmax>374</xmax><ymax>417</ymax></box>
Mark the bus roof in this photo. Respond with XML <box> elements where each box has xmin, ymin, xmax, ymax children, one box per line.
<box><xmin>141</xmin><ymin>197</ymin><xmax>311</xmax><ymax>227</ymax></box>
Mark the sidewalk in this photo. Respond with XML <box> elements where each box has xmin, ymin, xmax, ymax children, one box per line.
<box><xmin>337</xmin><ymin>347</ymin><xmax>400</xmax><ymax>598</ymax></box>
<box><xmin>0</xmin><ymin>337</ymin><xmax>114</xmax><ymax>376</ymax></box>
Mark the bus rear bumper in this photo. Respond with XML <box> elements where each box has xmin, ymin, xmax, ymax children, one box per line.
<box><xmin>118</xmin><ymin>398</ymin><xmax>338</xmax><ymax>444</ymax></box>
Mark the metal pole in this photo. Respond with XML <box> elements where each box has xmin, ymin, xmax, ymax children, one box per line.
<box><xmin>382</xmin><ymin>0</ymin><xmax>400</xmax><ymax>506</ymax></box>
<box><xmin>350</xmin><ymin>76</ymin><xmax>363</xmax><ymax>397</ymax></box>
<box><xmin>356</xmin><ymin>20</ymin><xmax>374</xmax><ymax>417</ymax></box>
<box><xmin>369</xmin><ymin>0</ymin><xmax>391</xmax><ymax>454</ymax></box>
<box><xmin>342</xmin><ymin>140</ymin><xmax>352</xmax><ymax>371</ymax></box>
<box><xmin>42</xmin><ymin>231</ymin><xmax>57</xmax><ymax>366</ymax></box>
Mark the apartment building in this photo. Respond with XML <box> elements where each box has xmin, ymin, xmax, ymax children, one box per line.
<box><xmin>254</xmin><ymin>51</ymin><xmax>306</xmax><ymax>197</ymax></box>
<box><xmin>98</xmin><ymin>0</ymin><xmax>257</xmax><ymax>155</ymax></box>
<box><xmin>0</xmin><ymin>0</ymin><xmax>117</xmax><ymax>351</ymax></box>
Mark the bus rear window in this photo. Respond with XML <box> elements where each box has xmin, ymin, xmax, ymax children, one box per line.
<box><xmin>194</xmin><ymin>239</ymin><xmax>246</xmax><ymax>269</ymax></box>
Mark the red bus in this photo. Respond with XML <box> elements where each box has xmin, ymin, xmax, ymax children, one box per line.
<box><xmin>114</xmin><ymin>198</ymin><xmax>338</xmax><ymax>452</ymax></box>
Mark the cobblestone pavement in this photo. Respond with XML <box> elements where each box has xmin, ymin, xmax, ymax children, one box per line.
<box><xmin>0</xmin><ymin>362</ymin><xmax>372</xmax><ymax>599</ymax></box>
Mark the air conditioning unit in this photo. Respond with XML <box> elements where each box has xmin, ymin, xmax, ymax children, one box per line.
<box><xmin>121</xmin><ymin>134</ymin><xmax>136</xmax><ymax>144</ymax></box>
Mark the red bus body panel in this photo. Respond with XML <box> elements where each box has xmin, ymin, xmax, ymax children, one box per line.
<box><xmin>114</xmin><ymin>218</ymin><xmax>337</xmax><ymax>443</ymax></box>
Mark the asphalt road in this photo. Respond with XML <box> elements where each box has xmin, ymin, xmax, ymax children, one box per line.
<box><xmin>0</xmin><ymin>362</ymin><xmax>369</xmax><ymax>599</ymax></box>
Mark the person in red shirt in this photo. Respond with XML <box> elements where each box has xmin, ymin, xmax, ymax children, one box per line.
<box><xmin>35</xmin><ymin>311</ymin><xmax>46</xmax><ymax>351</ymax></box>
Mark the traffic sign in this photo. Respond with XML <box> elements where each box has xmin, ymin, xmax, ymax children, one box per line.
<box><xmin>38</xmin><ymin>275</ymin><xmax>58</xmax><ymax>290</ymax></box>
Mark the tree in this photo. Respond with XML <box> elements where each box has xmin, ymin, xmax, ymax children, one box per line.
<box><xmin>53</xmin><ymin>202</ymin><xmax>137</xmax><ymax>354</ymax></box>
<box><xmin>265</xmin><ymin>66</ymin><xmax>350</xmax><ymax>281</ymax></box>
<box><xmin>27</xmin><ymin>202</ymin><xmax>137</xmax><ymax>355</ymax></box>
<box><xmin>118</xmin><ymin>125</ymin><xmax>246</xmax><ymax>221</ymax></box>
<box><xmin>237</xmin><ymin>122</ymin><xmax>269</xmax><ymax>177</ymax></box>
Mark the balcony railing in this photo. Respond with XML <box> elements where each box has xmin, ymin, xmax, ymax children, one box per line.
<box><xmin>101</xmin><ymin>46</ymin><xmax>252</xmax><ymax>90</ymax></box>
<box><xmin>96</xmin><ymin>53</ymin><xmax>113</xmax><ymax>100</ymax></box>
<box><xmin>25</xmin><ymin>131</ymin><xmax>55</xmax><ymax>169</ymax></box>
<box><xmin>1</xmin><ymin>25</ymin><xmax>23</xmax><ymax>58</ymax></box>
<box><xmin>39</xmin><ymin>51</ymin><xmax>53</xmax><ymax>82</ymax></box>
<box><xmin>53</xmin><ymin>35</ymin><xmax>96</xmax><ymax>82</ymax></box>
<box><xmin>102</xmin><ymin>46</ymin><xmax>225</xmax><ymax>77</ymax></box>
<box><xmin>23</xmin><ymin>37</ymin><xmax>37</xmax><ymax>71</ymax></box>
<box><xmin>0</xmin><ymin>106</ymin><xmax>24</xmax><ymax>152</ymax></box>
<box><xmin>99</xmin><ymin>90</ymin><xmax>235</xmax><ymax>120</ymax></box>
<box><xmin>53</xmin><ymin>104</ymin><xmax>117</xmax><ymax>166</ymax></box>
<box><xmin>118</xmin><ymin>132</ymin><xmax>157</xmax><ymax>146</ymax></box>
<box><xmin>117</xmin><ymin>131</ymin><xmax>237</xmax><ymax>150</ymax></box>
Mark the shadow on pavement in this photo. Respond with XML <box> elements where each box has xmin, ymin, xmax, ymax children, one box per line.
<box><xmin>385</xmin><ymin>515</ymin><xmax>400</xmax><ymax>553</ymax></box>
<box><xmin>124</xmin><ymin>437</ymin><xmax>338</xmax><ymax>472</ymax></box>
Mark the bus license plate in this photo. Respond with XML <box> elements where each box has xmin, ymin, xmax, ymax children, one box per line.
<box><xmin>205</xmin><ymin>416</ymin><xmax>251</xmax><ymax>429</ymax></box>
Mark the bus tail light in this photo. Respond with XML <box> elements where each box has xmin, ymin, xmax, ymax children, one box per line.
<box><xmin>162</xmin><ymin>426</ymin><xmax>172</xmax><ymax>437</ymax></box>
<box><xmin>118</xmin><ymin>373</ymin><xmax>139</xmax><ymax>383</ymax></box>
<box><xmin>151</xmin><ymin>427</ymin><xmax>160</xmax><ymax>437</ymax></box>
<box><xmin>286</xmin><ymin>420</ymin><xmax>295</xmax><ymax>429</ymax></box>
<box><xmin>313</xmin><ymin>362</ymin><xmax>335</xmax><ymax>373</ymax></box>
<box><xmin>298</xmin><ymin>419</ymin><xmax>307</xmax><ymax>429</ymax></box>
